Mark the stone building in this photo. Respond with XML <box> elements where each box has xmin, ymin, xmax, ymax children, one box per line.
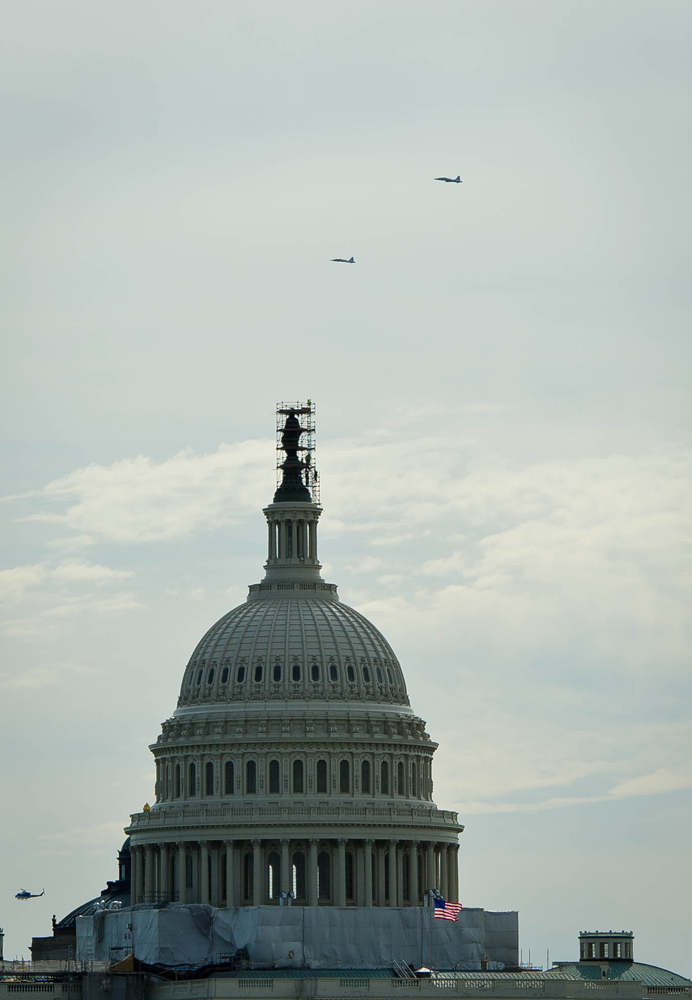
<box><xmin>125</xmin><ymin>404</ymin><xmax>462</xmax><ymax>910</ymax></box>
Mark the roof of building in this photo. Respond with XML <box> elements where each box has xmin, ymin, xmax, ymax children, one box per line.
<box><xmin>176</xmin><ymin>596</ymin><xmax>411</xmax><ymax>709</ymax></box>
<box><xmin>547</xmin><ymin>963</ymin><xmax>691</xmax><ymax>988</ymax></box>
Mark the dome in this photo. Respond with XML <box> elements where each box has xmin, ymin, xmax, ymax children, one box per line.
<box><xmin>177</xmin><ymin>595</ymin><xmax>410</xmax><ymax>709</ymax></box>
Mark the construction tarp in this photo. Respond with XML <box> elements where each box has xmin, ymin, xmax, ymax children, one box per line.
<box><xmin>76</xmin><ymin>905</ymin><xmax>518</xmax><ymax>971</ymax></box>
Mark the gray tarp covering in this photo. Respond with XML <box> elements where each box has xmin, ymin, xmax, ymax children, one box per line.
<box><xmin>76</xmin><ymin>905</ymin><xmax>518</xmax><ymax>971</ymax></box>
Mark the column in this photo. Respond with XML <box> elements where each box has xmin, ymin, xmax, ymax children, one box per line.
<box><xmin>363</xmin><ymin>840</ymin><xmax>373</xmax><ymax>907</ymax></box>
<box><xmin>177</xmin><ymin>843</ymin><xmax>187</xmax><ymax>903</ymax></box>
<box><xmin>210</xmin><ymin>844</ymin><xmax>219</xmax><ymax>906</ymax></box>
<box><xmin>440</xmin><ymin>844</ymin><xmax>448</xmax><ymax>901</ymax></box>
<box><xmin>308</xmin><ymin>520</ymin><xmax>317</xmax><ymax>561</ymax></box>
<box><xmin>280</xmin><ymin>840</ymin><xmax>291</xmax><ymax>895</ymax></box>
<box><xmin>449</xmin><ymin>845</ymin><xmax>459</xmax><ymax>902</ymax></box>
<box><xmin>377</xmin><ymin>844</ymin><xmax>386</xmax><ymax>906</ymax></box>
<box><xmin>388</xmin><ymin>841</ymin><xmax>398</xmax><ymax>907</ymax></box>
<box><xmin>130</xmin><ymin>846</ymin><xmax>140</xmax><ymax>904</ymax></box>
<box><xmin>335</xmin><ymin>839</ymin><xmax>347</xmax><ymax>907</ymax></box>
<box><xmin>225</xmin><ymin>841</ymin><xmax>235</xmax><ymax>908</ymax></box>
<box><xmin>308</xmin><ymin>840</ymin><xmax>319</xmax><ymax>906</ymax></box>
<box><xmin>199</xmin><ymin>842</ymin><xmax>210</xmax><ymax>904</ymax></box>
<box><xmin>290</xmin><ymin>521</ymin><xmax>297</xmax><ymax>561</ymax></box>
<box><xmin>425</xmin><ymin>842</ymin><xmax>435</xmax><ymax>894</ymax></box>
<box><xmin>252</xmin><ymin>840</ymin><xmax>261</xmax><ymax>904</ymax></box>
<box><xmin>160</xmin><ymin>844</ymin><xmax>170</xmax><ymax>903</ymax></box>
<box><xmin>410</xmin><ymin>843</ymin><xmax>419</xmax><ymax>906</ymax></box>
<box><xmin>144</xmin><ymin>846</ymin><xmax>154</xmax><ymax>903</ymax></box>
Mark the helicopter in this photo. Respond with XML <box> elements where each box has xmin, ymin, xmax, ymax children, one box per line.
<box><xmin>15</xmin><ymin>888</ymin><xmax>45</xmax><ymax>900</ymax></box>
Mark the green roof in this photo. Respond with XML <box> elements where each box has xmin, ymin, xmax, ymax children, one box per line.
<box><xmin>548</xmin><ymin>963</ymin><xmax>691</xmax><ymax>988</ymax></box>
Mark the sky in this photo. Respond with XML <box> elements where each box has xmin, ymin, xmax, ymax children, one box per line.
<box><xmin>1</xmin><ymin>0</ymin><xmax>690</xmax><ymax>975</ymax></box>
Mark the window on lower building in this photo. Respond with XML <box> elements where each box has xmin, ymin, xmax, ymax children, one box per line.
<box><xmin>293</xmin><ymin>759</ymin><xmax>304</xmax><ymax>793</ymax></box>
<box><xmin>381</xmin><ymin>760</ymin><xmax>390</xmax><ymax>795</ymax></box>
<box><xmin>269</xmin><ymin>759</ymin><xmax>281</xmax><ymax>794</ymax></box>
<box><xmin>601</xmin><ymin>943</ymin><xmax>609</xmax><ymax>959</ymax></box>
<box><xmin>614</xmin><ymin>942</ymin><xmax>621</xmax><ymax>958</ymax></box>
<box><xmin>397</xmin><ymin>761</ymin><xmax>405</xmax><ymax>795</ymax></box>
<box><xmin>292</xmin><ymin>852</ymin><xmax>306</xmax><ymax>899</ymax></box>
<box><xmin>224</xmin><ymin>760</ymin><xmax>234</xmax><ymax>795</ymax></box>
<box><xmin>361</xmin><ymin>759</ymin><xmax>371</xmax><ymax>794</ymax></box>
<box><xmin>246</xmin><ymin>759</ymin><xmax>257</xmax><ymax>794</ymax></box>
<box><xmin>188</xmin><ymin>761</ymin><xmax>197</xmax><ymax>796</ymax></box>
<box><xmin>205</xmin><ymin>761</ymin><xmax>214</xmax><ymax>796</ymax></box>
<box><xmin>316</xmin><ymin>758</ymin><xmax>328</xmax><ymax>794</ymax></box>
<box><xmin>340</xmin><ymin>759</ymin><xmax>350</xmax><ymax>793</ymax></box>
<box><xmin>267</xmin><ymin>852</ymin><xmax>280</xmax><ymax>900</ymax></box>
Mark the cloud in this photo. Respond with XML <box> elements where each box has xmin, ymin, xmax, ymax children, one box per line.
<box><xmin>0</xmin><ymin>564</ymin><xmax>46</xmax><ymax>601</ymax></box>
<box><xmin>18</xmin><ymin>440</ymin><xmax>272</xmax><ymax>544</ymax></box>
<box><xmin>0</xmin><ymin>660</ymin><xmax>101</xmax><ymax>690</ymax></box>
<box><xmin>49</xmin><ymin>560</ymin><xmax>134</xmax><ymax>584</ymax></box>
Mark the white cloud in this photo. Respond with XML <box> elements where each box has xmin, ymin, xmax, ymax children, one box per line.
<box><xmin>0</xmin><ymin>660</ymin><xmax>100</xmax><ymax>690</ymax></box>
<box><xmin>0</xmin><ymin>564</ymin><xmax>46</xmax><ymax>601</ymax></box>
<box><xmin>49</xmin><ymin>560</ymin><xmax>134</xmax><ymax>584</ymax></box>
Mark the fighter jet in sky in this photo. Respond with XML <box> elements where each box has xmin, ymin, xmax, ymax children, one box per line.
<box><xmin>16</xmin><ymin>889</ymin><xmax>45</xmax><ymax>901</ymax></box>
<box><xmin>330</xmin><ymin>256</ymin><xmax>355</xmax><ymax>263</ymax></box>
<box><xmin>434</xmin><ymin>175</ymin><xmax>462</xmax><ymax>183</ymax></box>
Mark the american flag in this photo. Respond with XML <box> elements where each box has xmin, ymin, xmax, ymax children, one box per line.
<box><xmin>433</xmin><ymin>898</ymin><xmax>462</xmax><ymax>921</ymax></box>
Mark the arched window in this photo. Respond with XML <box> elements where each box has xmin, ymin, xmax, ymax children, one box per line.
<box><xmin>311</xmin><ymin>663</ymin><xmax>320</xmax><ymax>682</ymax></box>
<box><xmin>267</xmin><ymin>851</ymin><xmax>280</xmax><ymax>900</ymax></box>
<box><xmin>237</xmin><ymin>665</ymin><xmax>246</xmax><ymax>683</ymax></box>
<box><xmin>345</xmin><ymin>851</ymin><xmax>355</xmax><ymax>900</ymax></box>
<box><xmin>316</xmin><ymin>759</ymin><xmax>328</xmax><ymax>794</ymax></box>
<box><xmin>361</xmin><ymin>759</ymin><xmax>371</xmax><ymax>794</ymax></box>
<box><xmin>292</xmin><ymin>851</ymin><xmax>306</xmax><ymax>899</ymax></box>
<box><xmin>317</xmin><ymin>851</ymin><xmax>330</xmax><ymax>899</ymax></box>
<box><xmin>292</xmin><ymin>663</ymin><xmax>301</xmax><ymax>682</ymax></box>
<box><xmin>411</xmin><ymin>762</ymin><xmax>418</xmax><ymax>798</ymax></box>
<box><xmin>246</xmin><ymin>759</ymin><xmax>257</xmax><ymax>794</ymax></box>
<box><xmin>397</xmin><ymin>761</ymin><xmax>405</xmax><ymax>795</ymax></box>
<box><xmin>380</xmin><ymin>760</ymin><xmax>389</xmax><ymax>795</ymax></box>
<box><xmin>243</xmin><ymin>852</ymin><xmax>254</xmax><ymax>901</ymax></box>
<box><xmin>188</xmin><ymin>761</ymin><xmax>197</xmax><ymax>796</ymax></box>
<box><xmin>329</xmin><ymin>663</ymin><xmax>338</xmax><ymax>682</ymax></box>
<box><xmin>269</xmin><ymin>759</ymin><xmax>281</xmax><ymax>794</ymax></box>
<box><xmin>273</xmin><ymin>663</ymin><xmax>282</xmax><ymax>682</ymax></box>
<box><xmin>254</xmin><ymin>663</ymin><xmax>263</xmax><ymax>683</ymax></box>
<box><xmin>175</xmin><ymin>763</ymin><xmax>181</xmax><ymax>798</ymax></box>
<box><xmin>376</xmin><ymin>666</ymin><xmax>383</xmax><ymax>684</ymax></box>
<box><xmin>362</xmin><ymin>665</ymin><xmax>371</xmax><ymax>683</ymax></box>
<box><xmin>347</xmin><ymin>664</ymin><xmax>355</xmax><ymax>683</ymax></box>
<box><xmin>205</xmin><ymin>761</ymin><xmax>214</xmax><ymax>796</ymax></box>
<box><xmin>293</xmin><ymin>759</ymin><xmax>304</xmax><ymax>794</ymax></box>
<box><xmin>207</xmin><ymin>668</ymin><xmax>215</xmax><ymax>685</ymax></box>
<box><xmin>221</xmin><ymin>666</ymin><xmax>229</xmax><ymax>684</ymax></box>
<box><xmin>224</xmin><ymin>760</ymin><xmax>234</xmax><ymax>795</ymax></box>
<box><xmin>340</xmin><ymin>759</ymin><xmax>350</xmax><ymax>794</ymax></box>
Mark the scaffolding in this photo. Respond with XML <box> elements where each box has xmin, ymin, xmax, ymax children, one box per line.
<box><xmin>275</xmin><ymin>400</ymin><xmax>320</xmax><ymax>504</ymax></box>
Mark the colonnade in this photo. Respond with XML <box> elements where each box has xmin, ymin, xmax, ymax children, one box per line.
<box><xmin>130</xmin><ymin>838</ymin><xmax>458</xmax><ymax>909</ymax></box>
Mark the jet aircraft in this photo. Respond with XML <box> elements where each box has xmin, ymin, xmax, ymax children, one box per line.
<box><xmin>434</xmin><ymin>175</ymin><xmax>462</xmax><ymax>183</ymax></box>
<box><xmin>330</xmin><ymin>256</ymin><xmax>355</xmax><ymax>263</ymax></box>
<box><xmin>16</xmin><ymin>889</ymin><xmax>45</xmax><ymax>900</ymax></box>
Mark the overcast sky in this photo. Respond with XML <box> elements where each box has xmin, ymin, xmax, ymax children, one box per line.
<box><xmin>1</xmin><ymin>0</ymin><xmax>691</xmax><ymax>975</ymax></box>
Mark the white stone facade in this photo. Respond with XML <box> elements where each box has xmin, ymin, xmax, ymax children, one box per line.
<box><xmin>126</xmin><ymin>410</ymin><xmax>463</xmax><ymax>909</ymax></box>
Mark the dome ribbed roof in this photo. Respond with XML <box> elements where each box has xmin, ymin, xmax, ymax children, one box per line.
<box><xmin>177</xmin><ymin>596</ymin><xmax>409</xmax><ymax>708</ymax></box>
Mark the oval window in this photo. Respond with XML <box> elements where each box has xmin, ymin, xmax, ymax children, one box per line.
<box><xmin>347</xmin><ymin>664</ymin><xmax>355</xmax><ymax>683</ymax></box>
<box><xmin>273</xmin><ymin>663</ymin><xmax>282</xmax><ymax>682</ymax></box>
<box><xmin>362</xmin><ymin>666</ymin><xmax>371</xmax><ymax>684</ymax></box>
<box><xmin>254</xmin><ymin>664</ymin><xmax>263</xmax><ymax>683</ymax></box>
<box><xmin>221</xmin><ymin>667</ymin><xmax>229</xmax><ymax>684</ymax></box>
<box><xmin>311</xmin><ymin>663</ymin><xmax>320</xmax><ymax>682</ymax></box>
<box><xmin>292</xmin><ymin>664</ymin><xmax>301</xmax><ymax>682</ymax></box>
<box><xmin>207</xmin><ymin>668</ymin><xmax>215</xmax><ymax>685</ymax></box>
<box><xmin>329</xmin><ymin>664</ymin><xmax>338</xmax><ymax>682</ymax></box>
<box><xmin>386</xmin><ymin>668</ymin><xmax>393</xmax><ymax>685</ymax></box>
<box><xmin>376</xmin><ymin>667</ymin><xmax>383</xmax><ymax>684</ymax></box>
<box><xmin>237</xmin><ymin>665</ymin><xmax>246</xmax><ymax>683</ymax></box>
<box><xmin>196</xmin><ymin>669</ymin><xmax>203</xmax><ymax>685</ymax></box>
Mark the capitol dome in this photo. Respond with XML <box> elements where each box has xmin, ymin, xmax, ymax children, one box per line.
<box><xmin>126</xmin><ymin>404</ymin><xmax>461</xmax><ymax>911</ymax></box>
<box><xmin>178</xmin><ymin>595</ymin><xmax>410</xmax><ymax>709</ymax></box>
